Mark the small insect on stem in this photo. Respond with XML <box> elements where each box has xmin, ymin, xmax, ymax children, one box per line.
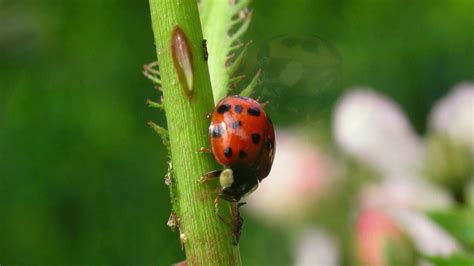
<box><xmin>164</xmin><ymin>160</ymin><xmax>173</xmax><ymax>186</ymax></box>
<box><xmin>179</xmin><ymin>232</ymin><xmax>187</xmax><ymax>250</ymax></box>
<box><xmin>171</xmin><ymin>27</ymin><xmax>193</xmax><ymax>98</ymax></box>
<box><xmin>201</xmin><ymin>39</ymin><xmax>208</xmax><ymax>61</ymax></box>
<box><xmin>167</xmin><ymin>211</ymin><xmax>179</xmax><ymax>231</ymax></box>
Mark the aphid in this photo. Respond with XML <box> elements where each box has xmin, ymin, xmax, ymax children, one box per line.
<box><xmin>201</xmin><ymin>39</ymin><xmax>208</xmax><ymax>61</ymax></box>
<box><xmin>164</xmin><ymin>161</ymin><xmax>173</xmax><ymax>186</ymax></box>
<box><xmin>179</xmin><ymin>232</ymin><xmax>187</xmax><ymax>250</ymax></box>
<box><xmin>200</xmin><ymin>95</ymin><xmax>275</xmax><ymax>205</ymax></box>
<box><xmin>167</xmin><ymin>211</ymin><xmax>179</xmax><ymax>231</ymax></box>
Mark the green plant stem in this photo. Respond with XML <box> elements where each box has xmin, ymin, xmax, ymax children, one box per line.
<box><xmin>148</xmin><ymin>0</ymin><xmax>241</xmax><ymax>265</ymax></box>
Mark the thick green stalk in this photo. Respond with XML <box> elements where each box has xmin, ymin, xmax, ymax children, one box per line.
<box><xmin>148</xmin><ymin>0</ymin><xmax>241</xmax><ymax>265</ymax></box>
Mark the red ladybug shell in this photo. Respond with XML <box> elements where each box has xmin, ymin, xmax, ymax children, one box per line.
<box><xmin>209</xmin><ymin>96</ymin><xmax>275</xmax><ymax>178</ymax></box>
<box><xmin>255</xmin><ymin>117</ymin><xmax>275</xmax><ymax>181</ymax></box>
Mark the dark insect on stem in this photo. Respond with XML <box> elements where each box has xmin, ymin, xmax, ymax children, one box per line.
<box><xmin>171</xmin><ymin>26</ymin><xmax>193</xmax><ymax>98</ymax></box>
<box><xmin>202</xmin><ymin>39</ymin><xmax>208</xmax><ymax>61</ymax></box>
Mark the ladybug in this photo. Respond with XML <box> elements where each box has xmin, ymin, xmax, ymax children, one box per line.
<box><xmin>200</xmin><ymin>95</ymin><xmax>275</xmax><ymax>205</ymax></box>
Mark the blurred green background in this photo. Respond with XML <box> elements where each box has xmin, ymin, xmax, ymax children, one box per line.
<box><xmin>0</xmin><ymin>0</ymin><xmax>472</xmax><ymax>265</ymax></box>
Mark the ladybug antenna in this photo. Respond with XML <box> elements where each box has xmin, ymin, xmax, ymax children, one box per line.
<box><xmin>260</xmin><ymin>100</ymin><xmax>270</xmax><ymax>108</ymax></box>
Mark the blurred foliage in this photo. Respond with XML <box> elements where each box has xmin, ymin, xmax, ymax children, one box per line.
<box><xmin>425</xmin><ymin>134</ymin><xmax>474</xmax><ymax>202</ymax></box>
<box><xmin>429</xmin><ymin>207</ymin><xmax>474</xmax><ymax>252</ymax></box>
<box><xmin>426</xmin><ymin>253</ymin><xmax>474</xmax><ymax>266</ymax></box>
<box><xmin>384</xmin><ymin>236</ymin><xmax>417</xmax><ymax>266</ymax></box>
<box><xmin>0</xmin><ymin>0</ymin><xmax>473</xmax><ymax>265</ymax></box>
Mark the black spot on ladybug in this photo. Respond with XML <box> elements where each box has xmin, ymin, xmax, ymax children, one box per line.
<box><xmin>217</xmin><ymin>104</ymin><xmax>231</xmax><ymax>114</ymax></box>
<box><xmin>234</xmin><ymin>105</ymin><xmax>243</xmax><ymax>113</ymax></box>
<box><xmin>231</xmin><ymin>120</ymin><xmax>242</xmax><ymax>129</ymax></box>
<box><xmin>224</xmin><ymin>147</ymin><xmax>233</xmax><ymax>158</ymax></box>
<box><xmin>251</xmin><ymin>133</ymin><xmax>261</xmax><ymax>144</ymax></box>
<box><xmin>211</xmin><ymin>126</ymin><xmax>222</xmax><ymax>137</ymax></box>
<box><xmin>239</xmin><ymin>150</ymin><xmax>247</xmax><ymax>159</ymax></box>
<box><xmin>247</xmin><ymin>107</ymin><xmax>261</xmax><ymax>116</ymax></box>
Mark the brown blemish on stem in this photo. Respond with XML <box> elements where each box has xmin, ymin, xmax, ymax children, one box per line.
<box><xmin>171</xmin><ymin>26</ymin><xmax>194</xmax><ymax>98</ymax></box>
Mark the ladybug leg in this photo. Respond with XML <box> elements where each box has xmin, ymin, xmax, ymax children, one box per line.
<box><xmin>213</xmin><ymin>191</ymin><xmax>235</xmax><ymax>213</ymax></box>
<box><xmin>260</xmin><ymin>100</ymin><xmax>270</xmax><ymax>108</ymax></box>
<box><xmin>230</xmin><ymin>200</ymin><xmax>244</xmax><ymax>245</ymax></box>
<box><xmin>196</xmin><ymin>147</ymin><xmax>211</xmax><ymax>153</ymax></box>
<box><xmin>214</xmin><ymin>193</ymin><xmax>222</xmax><ymax>213</ymax></box>
<box><xmin>218</xmin><ymin>200</ymin><xmax>243</xmax><ymax>246</ymax></box>
<box><xmin>217</xmin><ymin>209</ymin><xmax>238</xmax><ymax>245</ymax></box>
<box><xmin>198</xmin><ymin>169</ymin><xmax>222</xmax><ymax>183</ymax></box>
<box><xmin>254</xmin><ymin>96</ymin><xmax>270</xmax><ymax>107</ymax></box>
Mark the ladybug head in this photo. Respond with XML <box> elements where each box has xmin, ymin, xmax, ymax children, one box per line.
<box><xmin>221</xmin><ymin>170</ymin><xmax>259</xmax><ymax>202</ymax></box>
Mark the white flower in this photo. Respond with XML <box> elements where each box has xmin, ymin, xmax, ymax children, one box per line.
<box><xmin>388</xmin><ymin>209</ymin><xmax>461</xmax><ymax>256</ymax></box>
<box><xmin>295</xmin><ymin>228</ymin><xmax>339</xmax><ymax>266</ymax></box>
<box><xmin>429</xmin><ymin>82</ymin><xmax>474</xmax><ymax>153</ymax></box>
<box><xmin>333</xmin><ymin>88</ymin><xmax>423</xmax><ymax>177</ymax></box>
<box><xmin>359</xmin><ymin>180</ymin><xmax>459</xmax><ymax>257</ymax></box>
<box><xmin>245</xmin><ymin>129</ymin><xmax>333</xmax><ymax>224</ymax></box>
<box><xmin>360</xmin><ymin>177</ymin><xmax>453</xmax><ymax>212</ymax></box>
<box><xmin>467</xmin><ymin>177</ymin><xmax>474</xmax><ymax>206</ymax></box>
<box><xmin>333</xmin><ymin>86</ymin><xmax>461</xmax><ymax>257</ymax></box>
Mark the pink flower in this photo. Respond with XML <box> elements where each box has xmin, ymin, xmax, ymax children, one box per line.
<box><xmin>246</xmin><ymin>129</ymin><xmax>333</xmax><ymax>225</ymax></box>
<box><xmin>173</xmin><ymin>260</ymin><xmax>187</xmax><ymax>266</ymax></box>
<box><xmin>356</xmin><ymin>208</ymin><xmax>415</xmax><ymax>266</ymax></box>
